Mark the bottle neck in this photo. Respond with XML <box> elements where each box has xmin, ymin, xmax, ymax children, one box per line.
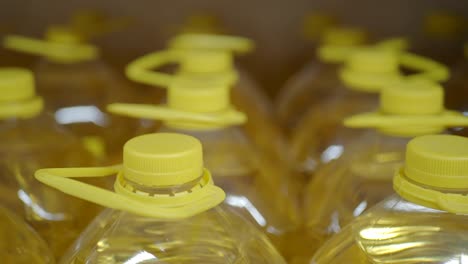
<box><xmin>120</xmin><ymin>174</ymin><xmax>204</xmax><ymax>196</ymax></box>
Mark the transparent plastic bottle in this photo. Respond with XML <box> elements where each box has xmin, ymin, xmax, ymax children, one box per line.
<box><xmin>125</xmin><ymin>33</ymin><xmax>289</xmax><ymax>168</ymax></box>
<box><xmin>3</xmin><ymin>25</ymin><xmax>151</xmax><ymax>164</ymax></box>
<box><xmin>289</xmin><ymin>45</ymin><xmax>449</xmax><ymax>184</ymax></box>
<box><xmin>275</xmin><ymin>26</ymin><xmax>367</xmax><ymax>133</ymax></box>
<box><xmin>0</xmin><ymin>205</ymin><xmax>55</xmax><ymax>263</ymax></box>
<box><xmin>107</xmin><ymin>71</ymin><xmax>302</xmax><ymax>260</ymax></box>
<box><xmin>0</xmin><ymin>67</ymin><xmax>100</xmax><ymax>257</ymax></box>
<box><xmin>35</xmin><ymin>133</ymin><xmax>286</xmax><ymax>264</ymax></box>
<box><xmin>298</xmin><ymin>78</ymin><xmax>468</xmax><ymax>263</ymax></box>
<box><xmin>312</xmin><ymin>134</ymin><xmax>468</xmax><ymax>263</ymax></box>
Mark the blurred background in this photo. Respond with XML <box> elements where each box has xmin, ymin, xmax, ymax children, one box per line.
<box><xmin>1</xmin><ymin>0</ymin><xmax>467</xmax><ymax>98</ymax></box>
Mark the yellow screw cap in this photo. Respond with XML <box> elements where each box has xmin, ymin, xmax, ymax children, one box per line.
<box><xmin>381</xmin><ymin>78</ymin><xmax>444</xmax><ymax>115</ymax></box>
<box><xmin>179</xmin><ymin>50</ymin><xmax>234</xmax><ymax>74</ymax></box>
<box><xmin>123</xmin><ymin>133</ymin><xmax>203</xmax><ymax>187</ymax></box>
<box><xmin>340</xmin><ymin>48</ymin><xmax>401</xmax><ymax>91</ymax></box>
<box><xmin>178</xmin><ymin>14</ymin><xmax>223</xmax><ymax>34</ymax></box>
<box><xmin>303</xmin><ymin>13</ymin><xmax>337</xmax><ymax>39</ymax></box>
<box><xmin>169</xmin><ymin>33</ymin><xmax>254</xmax><ymax>54</ymax></box>
<box><xmin>424</xmin><ymin>11</ymin><xmax>464</xmax><ymax>38</ymax></box>
<box><xmin>0</xmin><ymin>68</ymin><xmax>43</xmax><ymax>119</ymax></box>
<box><xmin>45</xmin><ymin>25</ymin><xmax>82</xmax><ymax>44</ymax></box>
<box><xmin>394</xmin><ymin>135</ymin><xmax>468</xmax><ymax>214</ymax></box>
<box><xmin>169</xmin><ymin>76</ymin><xmax>231</xmax><ymax>113</ymax></box>
<box><xmin>0</xmin><ymin>68</ymin><xmax>35</xmax><ymax>102</ymax></box>
<box><xmin>321</xmin><ymin>27</ymin><xmax>367</xmax><ymax>46</ymax></box>
<box><xmin>347</xmin><ymin>48</ymin><xmax>399</xmax><ymax>73</ymax></box>
<box><xmin>405</xmin><ymin>135</ymin><xmax>468</xmax><ymax>189</ymax></box>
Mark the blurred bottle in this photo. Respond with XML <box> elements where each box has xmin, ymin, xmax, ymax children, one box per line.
<box><xmin>107</xmin><ymin>58</ymin><xmax>302</xmax><ymax>259</ymax></box>
<box><xmin>36</xmin><ymin>133</ymin><xmax>287</xmax><ymax>263</ymax></box>
<box><xmin>296</xmin><ymin>78</ymin><xmax>468</xmax><ymax>263</ymax></box>
<box><xmin>446</xmin><ymin>43</ymin><xmax>468</xmax><ymax>137</ymax></box>
<box><xmin>0</xmin><ymin>67</ymin><xmax>100</xmax><ymax>257</ymax></box>
<box><xmin>125</xmin><ymin>33</ymin><xmax>289</xmax><ymax>165</ymax></box>
<box><xmin>0</xmin><ymin>205</ymin><xmax>55</xmax><ymax>263</ymax></box>
<box><xmin>276</xmin><ymin>25</ymin><xmax>368</xmax><ymax>134</ymax></box>
<box><xmin>3</xmin><ymin>22</ymin><xmax>150</xmax><ymax>165</ymax></box>
<box><xmin>175</xmin><ymin>13</ymin><xmax>224</xmax><ymax>35</ymax></box>
<box><xmin>311</xmin><ymin>134</ymin><xmax>468</xmax><ymax>263</ymax></box>
<box><xmin>289</xmin><ymin>43</ymin><xmax>448</xmax><ymax>184</ymax></box>
<box><xmin>415</xmin><ymin>10</ymin><xmax>466</xmax><ymax>65</ymax></box>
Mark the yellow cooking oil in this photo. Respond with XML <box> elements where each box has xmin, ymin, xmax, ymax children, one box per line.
<box><xmin>276</xmin><ymin>26</ymin><xmax>368</xmax><ymax>134</ymax></box>
<box><xmin>0</xmin><ymin>205</ymin><xmax>55</xmax><ymax>263</ymax></box>
<box><xmin>125</xmin><ymin>33</ymin><xmax>289</xmax><ymax>165</ymax></box>
<box><xmin>35</xmin><ymin>133</ymin><xmax>287</xmax><ymax>263</ymax></box>
<box><xmin>311</xmin><ymin>134</ymin><xmax>468</xmax><ymax>263</ymax></box>
<box><xmin>2</xmin><ymin>24</ymin><xmax>151</xmax><ymax>165</ymax></box>
<box><xmin>0</xmin><ymin>67</ymin><xmax>101</xmax><ymax>258</ymax></box>
<box><xmin>289</xmin><ymin>43</ymin><xmax>449</xmax><ymax>184</ymax></box>
<box><xmin>298</xmin><ymin>78</ymin><xmax>468</xmax><ymax>263</ymax></box>
<box><xmin>107</xmin><ymin>65</ymin><xmax>302</xmax><ymax>261</ymax></box>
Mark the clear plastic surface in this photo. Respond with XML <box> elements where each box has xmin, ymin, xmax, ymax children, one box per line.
<box><xmin>61</xmin><ymin>204</ymin><xmax>286</xmax><ymax>263</ymax></box>
<box><xmin>276</xmin><ymin>60</ymin><xmax>341</xmax><ymax>135</ymax></box>
<box><xmin>0</xmin><ymin>113</ymin><xmax>101</xmax><ymax>257</ymax></box>
<box><xmin>159</xmin><ymin>125</ymin><xmax>301</xmax><ymax>261</ymax></box>
<box><xmin>0</xmin><ymin>205</ymin><xmax>55</xmax><ymax>263</ymax></box>
<box><xmin>35</xmin><ymin>59</ymin><xmax>157</xmax><ymax>164</ymax></box>
<box><xmin>311</xmin><ymin>194</ymin><xmax>468</xmax><ymax>263</ymax></box>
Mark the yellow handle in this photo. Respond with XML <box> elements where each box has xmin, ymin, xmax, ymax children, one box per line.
<box><xmin>35</xmin><ymin>166</ymin><xmax>225</xmax><ymax>219</ymax></box>
<box><xmin>400</xmin><ymin>53</ymin><xmax>449</xmax><ymax>82</ymax></box>
<box><xmin>107</xmin><ymin>103</ymin><xmax>246</xmax><ymax>125</ymax></box>
<box><xmin>374</xmin><ymin>37</ymin><xmax>409</xmax><ymax>52</ymax></box>
<box><xmin>168</xmin><ymin>33</ymin><xmax>254</xmax><ymax>54</ymax></box>
<box><xmin>438</xmin><ymin>193</ymin><xmax>468</xmax><ymax>214</ymax></box>
<box><xmin>344</xmin><ymin>111</ymin><xmax>468</xmax><ymax>128</ymax></box>
<box><xmin>3</xmin><ymin>35</ymin><xmax>98</xmax><ymax>62</ymax></box>
<box><xmin>126</xmin><ymin>49</ymin><xmax>182</xmax><ymax>87</ymax></box>
<box><xmin>394</xmin><ymin>172</ymin><xmax>468</xmax><ymax>215</ymax></box>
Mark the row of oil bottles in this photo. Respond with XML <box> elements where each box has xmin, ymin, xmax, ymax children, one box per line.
<box><xmin>0</xmin><ymin>10</ymin><xmax>468</xmax><ymax>264</ymax></box>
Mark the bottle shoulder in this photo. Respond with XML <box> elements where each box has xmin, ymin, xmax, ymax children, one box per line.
<box><xmin>312</xmin><ymin>195</ymin><xmax>468</xmax><ymax>263</ymax></box>
<box><xmin>62</xmin><ymin>206</ymin><xmax>285</xmax><ymax>264</ymax></box>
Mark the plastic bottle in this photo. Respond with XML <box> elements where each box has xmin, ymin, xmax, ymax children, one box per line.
<box><xmin>289</xmin><ymin>44</ymin><xmax>449</xmax><ymax>184</ymax></box>
<box><xmin>298</xmin><ymin>78</ymin><xmax>468</xmax><ymax>263</ymax></box>
<box><xmin>106</xmin><ymin>64</ymin><xmax>302</xmax><ymax>260</ymax></box>
<box><xmin>311</xmin><ymin>134</ymin><xmax>468</xmax><ymax>263</ymax></box>
<box><xmin>0</xmin><ymin>205</ymin><xmax>55</xmax><ymax>263</ymax></box>
<box><xmin>446</xmin><ymin>43</ymin><xmax>468</xmax><ymax>125</ymax></box>
<box><xmin>416</xmin><ymin>10</ymin><xmax>466</xmax><ymax>64</ymax></box>
<box><xmin>124</xmin><ymin>33</ymin><xmax>289</xmax><ymax>166</ymax></box>
<box><xmin>2</xmin><ymin>25</ymin><xmax>147</xmax><ymax>164</ymax></box>
<box><xmin>275</xmin><ymin>26</ymin><xmax>367</xmax><ymax>133</ymax></box>
<box><xmin>35</xmin><ymin>133</ymin><xmax>287</xmax><ymax>263</ymax></box>
<box><xmin>0</xmin><ymin>67</ymin><xmax>99</xmax><ymax>257</ymax></box>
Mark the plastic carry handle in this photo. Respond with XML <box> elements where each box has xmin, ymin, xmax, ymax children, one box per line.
<box><xmin>394</xmin><ymin>172</ymin><xmax>468</xmax><ymax>215</ymax></box>
<box><xmin>374</xmin><ymin>37</ymin><xmax>409</xmax><ymax>52</ymax></box>
<box><xmin>344</xmin><ymin>111</ymin><xmax>468</xmax><ymax>128</ymax></box>
<box><xmin>3</xmin><ymin>35</ymin><xmax>98</xmax><ymax>60</ymax></box>
<box><xmin>125</xmin><ymin>49</ymin><xmax>182</xmax><ymax>87</ymax></box>
<box><xmin>437</xmin><ymin>193</ymin><xmax>468</xmax><ymax>214</ymax></box>
<box><xmin>107</xmin><ymin>103</ymin><xmax>247</xmax><ymax>125</ymax></box>
<box><xmin>400</xmin><ymin>53</ymin><xmax>449</xmax><ymax>82</ymax></box>
<box><xmin>35</xmin><ymin>166</ymin><xmax>225</xmax><ymax>219</ymax></box>
<box><xmin>168</xmin><ymin>33</ymin><xmax>254</xmax><ymax>54</ymax></box>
